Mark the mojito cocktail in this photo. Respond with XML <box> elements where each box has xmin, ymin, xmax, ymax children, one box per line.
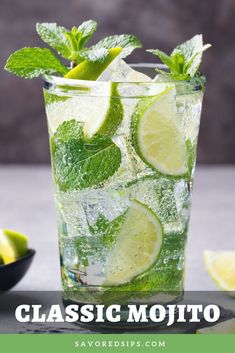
<box><xmin>43</xmin><ymin>64</ymin><xmax>203</xmax><ymax>305</ymax></box>
<box><xmin>4</xmin><ymin>21</ymin><xmax>210</xmax><ymax>321</ymax></box>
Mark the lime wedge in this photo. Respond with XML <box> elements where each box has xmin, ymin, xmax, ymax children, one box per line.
<box><xmin>132</xmin><ymin>85</ymin><xmax>188</xmax><ymax>176</ymax></box>
<box><xmin>204</xmin><ymin>251</ymin><xmax>235</xmax><ymax>293</ymax></box>
<box><xmin>104</xmin><ymin>200</ymin><xmax>163</xmax><ymax>285</ymax></box>
<box><xmin>64</xmin><ymin>47</ymin><xmax>122</xmax><ymax>80</ymax></box>
<box><xmin>0</xmin><ymin>229</ymin><xmax>28</xmax><ymax>265</ymax></box>
<box><xmin>46</xmin><ymin>81</ymin><xmax>123</xmax><ymax>138</ymax></box>
<box><xmin>196</xmin><ymin>319</ymin><xmax>235</xmax><ymax>334</ymax></box>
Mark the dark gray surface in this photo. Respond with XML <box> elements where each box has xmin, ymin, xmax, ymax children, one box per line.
<box><xmin>1</xmin><ymin>0</ymin><xmax>235</xmax><ymax>163</ymax></box>
<box><xmin>0</xmin><ymin>165</ymin><xmax>234</xmax><ymax>291</ymax></box>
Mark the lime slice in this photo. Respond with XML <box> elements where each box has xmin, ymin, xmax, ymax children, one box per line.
<box><xmin>64</xmin><ymin>47</ymin><xmax>122</xmax><ymax>80</ymax></box>
<box><xmin>132</xmin><ymin>85</ymin><xmax>188</xmax><ymax>176</ymax></box>
<box><xmin>204</xmin><ymin>251</ymin><xmax>235</xmax><ymax>293</ymax></box>
<box><xmin>46</xmin><ymin>81</ymin><xmax>123</xmax><ymax>138</ymax></box>
<box><xmin>196</xmin><ymin>319</ymin><xmax>235</xmax><ymax>334</ymax></box>
<box><xmin>0</xmin><ymin>229</ymin><xmax>28</xmax><ymax>265</ymax></box>
<box><xmin>104</xmin><ymin>200</ymin><xmax>163</xmax><ymax>285</ymax></box>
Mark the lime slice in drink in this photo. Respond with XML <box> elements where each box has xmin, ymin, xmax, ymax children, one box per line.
<box><xmin>196</xmin><ymin>319</ymin><xmax>235</xmax><ymax>334</ymax></box>
<box><xmin>204</xmin><ymin>251</ymin><xmax>235</xmax><ymax>293</ymax></box>
<box><xmin>0</xmin><ymin>229</ymin><xmax>28</xmax><ymax>265</ymax></box>
<box><xmin>132</xmin><ymin>85</ymin><xmax>188</xmax><ymax>176</ymax></box>
<box><xmin>104</xmin><ymin>200</ymin><xmax>163</xmax><ymax>285</ymax></box>
<box><xmin>46</xmin><ymin>81</ymin><xmax>123</xmax><ymax>138</ymax></box>
<box><xmin>64</xmin><ymin>47</ymin><xmax>122</xmax><ymax>80</ymax></box>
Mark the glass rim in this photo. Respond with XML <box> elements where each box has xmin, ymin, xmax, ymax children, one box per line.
<box><xmin>43</xmin><ymin>63</ymin><xmax>202</xmax><ymax>98</ymax></box>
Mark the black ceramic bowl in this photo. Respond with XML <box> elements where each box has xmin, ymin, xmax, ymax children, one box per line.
<box><xmin>0</xmin><ymin>249</ymin><xmax>35</xmax><ymax>291</ymax></box>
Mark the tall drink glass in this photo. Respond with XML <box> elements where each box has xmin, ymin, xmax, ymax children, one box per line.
<box><xmin>43</xmin><ymin>65</ymin><xmax>204</xmax><ymax>327</ymax></box>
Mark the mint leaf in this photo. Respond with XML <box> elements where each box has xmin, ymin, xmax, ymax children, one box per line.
<box><xmin>189</xmin><ymin>73</ymin><xmax>206</xmax><ymax>88</ymax></box>
<box><xmin>78</xmin><ymin>20</ymin><xmax>97</xmax><ymax>47</ymax></box>
<box><xmin>74</xmin><ymin>213</ymin><xmax>125</xmax><ymax>267</ymax></box>
<box><xmin>36</xmin><ymin>20</ymin><xmax>97</xmax><ymax>64</ymax></box>
<box><xmin>172</xmin><ymin>34</ymin><xmax>211</xmax><ymax>77</ymax></box>
<box><xmin>90</xmin><ymin>213</ymin><xmax>125</xmax><ymax>247</ymax></box>
<box><xmin>51</xmin><ymin>120</ymin><xmax>121</xmax><ymax>191</ymax></box>
<box><xmin>182</xmin><ymin>44</ymin><xmax>211</xmax><ymax>77</ymax></box>
<box><xmin>5</xmin><ymin>21</ymin><xmax>142</xmax><ymax>79</ymax></box>
<box><xmin>36</xmin><ymin>23</ymin><xmax>71</xmax><ymax>60</ymax></box>
<box><xmin>147</xmin><ymin>49</ymin><xmax>175</xmax><ymax>71</ymax></box>
<box><xmin>170</xmin><ymin>52</ymin><xmax>185</xmax><ymax>74</ymax></box>
<box><xmin>90</xmin><ymin>34</ymin><xmax>142</xmax><ymax>58</ymax></box>
<box><xmin>79</xmin><ymin>48</ymin><xmax>109</xmax><ymax>63</ymax></box>
<box><xmin>52</xmin><ymin>119</ymin><xmax>84</xmax><ymax>143</ymax></box>
<box><xmin>147</xmin><ymin>34</ymin><xmax>211</xmax><ymax>81</ymax></box>
<box><xmin>5</xmin><ymin>47</ymin><xmax>68</xmax><ymax>78</ymax></box>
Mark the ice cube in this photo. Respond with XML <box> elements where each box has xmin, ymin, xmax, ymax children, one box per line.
<box><xmin>98</xmin><ymin>58</ymin><xmax>151</xmax><ymax>82</ymax></box>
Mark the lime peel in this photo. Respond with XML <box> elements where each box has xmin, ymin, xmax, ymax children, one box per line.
<box><xmin>64</xmin><ymin>47</ymin><xmax>122</xmax><ymax>80</ymax></box>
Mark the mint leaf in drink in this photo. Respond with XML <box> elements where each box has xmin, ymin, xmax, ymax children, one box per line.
<box><xmin>36</xmin><ymin>20</ymin><xmax>102</xmax><ymax>64</ymax></box>
<box><xmin>64</xmin><ymin>27</ymin><xmax>85</xmax><ymax>63</ymax></box>
<box><xmin>36</xmin><ymin>20</ymin><xmax>97</xmax><ymax>63</ymax></box>
<box><xmin>148</xmin><ymin>49</ymin><xmax>175</xmax><ymax>71</ymax></box>
<box><xmin>90</xmin><ymin>34</ymin><xmax>142</xmax><ymax>58</ymax></box>
<box><xmin>74</xmin><ymin>213</ymin><xmax>125</xmax><ymax>267</ymax></box>
<box><xmin>90</xmin><ymin>213</ymin><xmax>126</xmax><ymax>247</ymax></box>
<box><xmin>5</xmin><ymin>47</ymin><xmax>68</xmax><ymax>78</ymax></box>
<box><xmin>36</xmin><ymin>23</ymin><xmax>71</xmax><ymax>60</ymax></box>
<box><xmin>172</xmin><ymin>34</ymin><xmax>211</xmax><ymax>77</ymax></box>
<box><xmin>36</xmin><ymin>21</ymin><xmax>140</xmax><ymax>64</ymax></box>
<box><xmin>147</xmin><ymin>34</ymin><xmax>211</xmax><ymax>81</ymax></box>
<box><xmin>51</xmin><ymin>120</ymin><xmax>121</xmax><ymax>191</ymax></box>
<box><xmin>52</xmin><ymin>119</ymin><xmax>84</xmax><ymax>143</ymax></box>
<box><xmin>79</xmin><ymin>48</ymin><xmax>109</xmax><ymax>63</ymax></box>
<box><xmin>77</xmin><ymin>20</ymin><xmax>97</xmax><ymax>47</ymax></box>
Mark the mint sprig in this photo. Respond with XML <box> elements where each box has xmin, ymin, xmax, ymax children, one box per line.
<box><xmin>5</xmin><ymin>47</ymin><xmax>68</xmax><ymax>79</ymax></box>
<box><xmin>36</xmin><ymin>20</ymin><xmax>98</xmax><ymax>64</ymax></box>
<box><xmin>147</xmin><ymin>34</ymin><xmax>211</xmax><ymax>81</ymax></box>
<box><xmin>77</xmin><ymin>20</ymin><xmax>97</xmax><ymax>48</ymax></box>
<box><xmin>5</xmin><ymin>20</ymin><xmax>142</xmax><ymax>79</ymax></box>
<box><xmin>89</xmin><ymin>34</ymin><xmax>142</xmax><ymax>58</ymax></box>
<box><xmin>51</xmin><ymin>120</ymin><xmax>121</xmax><ymax>191</ymax></box>
<box><xmin>36</xmin><ymin>23</ymin><xmax>71</xmax><ymax>60</ymax></box>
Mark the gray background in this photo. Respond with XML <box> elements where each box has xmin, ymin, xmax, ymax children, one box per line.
<box><xmin>0</xmin><ymin>0</ymin><xmax>235</xmax><ymax>164</ymax></box>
